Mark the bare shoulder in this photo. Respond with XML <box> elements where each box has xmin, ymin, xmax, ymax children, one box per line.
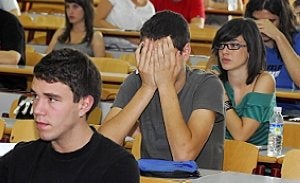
<box><xmin>254</xmin><ymin>71</ymin><xmax>275</xmax><ymax>93</ymax></box>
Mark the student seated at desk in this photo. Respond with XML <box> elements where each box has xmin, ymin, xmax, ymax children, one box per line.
<box><xmin>0</xmin><ymin>48</ymin><xmax>139</xmax><ymax>183</ymax></box>
<box><xmin>46</xmin><ymin>0</ymin><xmax>105</xmax><ymax>57</ymax></box>
<box><xmin>94</xmin><ymin>0</ymin><xmax>155</xmax><ymax>51</ymax></box>
<box><xmin>211</xmin><ymin>18</ymin><xmax>276</xmax><ymax>146</ymax></box>
<box><xmin>0</xmin><ymin>9</ymin><xmax>27</xmax><ymax>91</ymax></box>
<box><xmin>99</xmin><ymin>10</ymin><xmax>225</xmax><ymax>170</ymax></box>
<box><xmin>207</xmin><ymin>0</ymin><xmax>300</xmax><ymax>116</ymax></box>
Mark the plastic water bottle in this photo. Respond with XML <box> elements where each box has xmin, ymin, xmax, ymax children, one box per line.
<box><xmin>267</xmin><ymin>107</ymin><xmax>284</xmax><ymax>156</ymax></box>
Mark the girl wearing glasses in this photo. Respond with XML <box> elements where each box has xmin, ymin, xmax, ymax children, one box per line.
<box><xmin>208</xmin><ymin>0</ymin><xmax>300</xmax><ymax>117</ymax></box>
<box><xmin>212</xmin><ymin>18</ymin><xmax>276</xmax><ymax>146</ymax></box>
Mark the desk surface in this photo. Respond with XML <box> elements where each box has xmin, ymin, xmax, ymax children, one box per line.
<box><xmin>276</xmin><ymin>88</ymin><xmax>300</xmax><ymax>100</ymax></box>
<box><xmin>0</xmin><ymin>65</ymin><xmax>128</xmax><ymax>84</ymax></box>
<box><xmin>191</xmin><ymin>171</ymin><xmax>299</xmax><ymax>183</ymax></box>
<box><xmin>205</xmin><ymin>7</ymin><xmax>244</xmax><ymax>16</ymax></box>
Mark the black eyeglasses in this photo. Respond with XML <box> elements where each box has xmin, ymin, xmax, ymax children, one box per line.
<box><xmin>216</xmin><ymin>43</ymin><xmax>247</xmax><ymax>50</ymax></box>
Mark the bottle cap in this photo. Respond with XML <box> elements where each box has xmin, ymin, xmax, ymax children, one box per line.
<box><xmin>274</xmin><ymin>107</ymin><xmax>282</xmax><ymax>113</ymax></box>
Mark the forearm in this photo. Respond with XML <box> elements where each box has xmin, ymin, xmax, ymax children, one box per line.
<box><xmin>190</xmin><ymin>17</ymin><xmax>205</xmax><ymax>29</ymax></box>
<box><xmin>0</xmin><ymin>51</ymin><xmax>21</xmax><ymax>64</ymax></box>
<box><xmin>100</xmin><ymin>85</ymin><xmax>155</xmax><ymax>144</ymax></box>
<box><xmin>158</xmin><ymin>84</ymin><xmax>194</xmax><ymax>160</ymax></box>
<box><xmin>93</xmin><ymin>20</ymin><xmax>119</xmax><ymax>29</ymax></box>
<box><xmin>274</xmin><ymin>33</ymin><xmax>300</xmax><ymax>87</ymax></box>
<box><xmin>225</xmin><ymin>109</ymin><xmax>259</xmax><ymax>141</ymax></box>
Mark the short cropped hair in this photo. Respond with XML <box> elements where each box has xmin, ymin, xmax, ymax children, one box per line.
<box><xmin>33</xmin><ymin>48</ymin><xmax>101</xmax><ymax>114</ymax></box>
<box><xmin>140</xmin><ymin>10</ymin><xmax>190</xmax><ymax>51</ymax></box>
<box><xmin>212</xmin><ymin>18</ymin><xmax>266</xmax><ymax>85</ymax></box>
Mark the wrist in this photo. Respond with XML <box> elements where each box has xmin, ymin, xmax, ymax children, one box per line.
<box><xmin>224</xmin><ymin>100</ymin><xmax>233</xmax><ymax>111</ymax></box>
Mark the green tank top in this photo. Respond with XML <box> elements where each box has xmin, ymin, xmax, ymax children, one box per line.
<box><xmin>224</xmin><ymin>82</ymin><xmax>276</xmax><ymax>145</ymax></box>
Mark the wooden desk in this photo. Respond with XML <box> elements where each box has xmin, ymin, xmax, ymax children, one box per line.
<box><xmin>205</xmin><ymin>7</ymin><xmax>244</xmax><ymax>16</ymax></box>
<box><xmin>0</xmin><ymin>65</ymin><xmax>128</xmax><ymax>86</ymax></box>
<box><xmin>18</xmin><ymin>0</ymin><xmax>100</xmax><ymax>12</ymax></box>
<box><xmin>191</xmin><ymin>171</ymin><xmax>297</xmax><ymax>183</ymax></box>
<box><xmin>19</xmin><ymin>12</ymin><xmax>217</xmax><ymax>52</ymax></box>
<box><xmin>141</xmin><ymin>169</ymin><xmax>297</xmax><ymax>183</ymax></box>
<box><xmin>276</xmin><ymin>88</ymin><xmax>300</xmax><ymax>100</ymax></box>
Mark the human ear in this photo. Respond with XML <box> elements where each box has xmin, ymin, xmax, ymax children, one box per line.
<box><xmin>181</xmin><ymin>43</ymin><xmax>191</xmax><ymax>60</ymax></box>
<box><xmin>79</xmin><ymin>95</ymin><xmax>94</xmax><ymax>118</ymax></box>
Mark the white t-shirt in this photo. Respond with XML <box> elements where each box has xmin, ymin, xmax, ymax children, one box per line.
<box><xmin>106</xmin><ymin>0</ymin><xmax>155</xmax><ymax>31</ymax></box>
<box><xmin>0</xmin><ymin>0</ymin><xmax>21</xmax><ymax>15</ymax></box>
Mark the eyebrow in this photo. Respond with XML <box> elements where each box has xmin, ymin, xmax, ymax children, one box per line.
<box><xmin>30</xmin><ymin>89</ymin><xmax>62</xmax><ymax>100</ymax></box>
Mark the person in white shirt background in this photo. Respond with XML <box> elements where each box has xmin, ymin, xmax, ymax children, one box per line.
<box><xmin>0</xmin><ymin>0</ymin><xmax>21</xmax><ymax>16</ymax></box>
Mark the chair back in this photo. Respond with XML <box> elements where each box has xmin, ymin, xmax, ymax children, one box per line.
<box><xmin>26</xmin><ymin>51</ymin><xmax>44</xmax><ymax>66</ymax></box>
<box><xmin>34</xmin><ymin>14</ymin><xmax>65</xmax><ymax>28</ymax></box>
<box><xmin>0</xmin><ymin>119</ymin><xmax>5</xmax><ymax>140</ymax></box>
<box><xmin>283</xmin><ymin>122</ymin><xmax>300</xmax><ymax>148</ymax></box>
<box><xmin>91</xmin><ymin>57</ymin><xmax>131</xmax><ymax>74</ymax></box>
<box><xmin>281</xmin><ymin>149</ymin><xmax>300</xmax><ymax>180</ymax></box>
<box><xmin>87</xmin><ymin>106</ymin><xmax>102</xmax><ymax>125</ymax></box>
<box><xmin>131</xmin><ymin>133</ymin><xmax>142</xmax><ymax>160</ymax></box>
<box><xmin>89</xmin><ymin>124</ymin><xmax>101</xmax><ymax>130</ymax></box>
<box><xmin>10</xmin><ymin>120</ymin><xmax>39</xmax><ymax>143</ymax></box>
<box><xmin>9</xmin><ymin>99</ymin><xmax>19</xmax><ymax>119</ymax></box>
<box><xmin>223</xmin><ymin>139</ymin><xmax>259</xmax><ymax>174</ymax></box>
<box><xmin>119</xmin><ymin>52</ymin><xmax>137</xmax><ymax>67</ymax></box>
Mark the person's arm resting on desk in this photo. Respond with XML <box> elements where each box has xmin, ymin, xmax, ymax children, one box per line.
<box><xmin>0</xmin><ymin>50</ymin><xmax>21</xmax><ymax>65</ymax></box>
<box><xmin>94</xmin><ymin>0</ymin><xmax>119</xmax><ymax>29</ymax></box>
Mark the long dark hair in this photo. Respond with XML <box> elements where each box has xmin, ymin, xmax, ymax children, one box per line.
<box><xmin>212</xmin><ymin>18</ymin><xmax>266</xmax><ymax>85</ymax></box>
<box><xmin>244</xmin><ymin>0</ymin><xmax>297</xmax><ymax>47</ymax></box>
<box><xmin>58</xmin><ymin>0</ymin><xmax>94</xmax><ymax>45</ymax></box>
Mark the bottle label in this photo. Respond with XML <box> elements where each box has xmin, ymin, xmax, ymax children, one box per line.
<box><xmin>269</xmin><ymin>123</ymin><xmax>283</xmax><ymax>135</ymax></box>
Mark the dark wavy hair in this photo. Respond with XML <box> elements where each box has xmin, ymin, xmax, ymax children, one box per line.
<box><xmin>58</xmin><ymin>0</ymin><xmax>94</xmax><ymax>45</ymax></box>
<box><xmin>212</xmin><ymin>18</ymin><xmax>266</xmax><ymax>85</ymax></box>
<box><xmin>34</xmin><ymin>48</ymin><xmax>101</xmax><ymax>116</ymax></box>
<box><xmin>244</xmin><ymin>0</ymin><xmax>297</xmax><ymax>47</ymax></box>
<box><xmin>140</xmin><ymin>10</ymin><xmax>190</xmax><ymax>51</ymax></box>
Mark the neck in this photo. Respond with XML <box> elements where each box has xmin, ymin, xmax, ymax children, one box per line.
<box><xmin>227</xmin><ymin>69</ymin><xmax>248</xmax><ymax>88</ymax></box>
<box><xmin>72</xmin><ymin>21</ymin><xmax>86</xmax><ymax>32</ymax></box>
<box><xmin>51</xmin><ymin>121</ymin><xmax>93</xmax><ymax>153</ymax></box>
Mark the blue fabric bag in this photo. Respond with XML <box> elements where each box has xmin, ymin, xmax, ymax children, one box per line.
<box><xmin>138</xmin><ymin>159</ymin><xmax>200</xmax><ymax>178</ymax></box>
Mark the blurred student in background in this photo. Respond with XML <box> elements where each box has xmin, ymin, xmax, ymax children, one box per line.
<box><xmin>46</xmin><ymin>0</ymin><xmax>105</xmax><ymax>57</ymax></box>
<box><xmin>245</xmin><ymin>0</ymin><xmax>300</xmax><ymax>116</ymax></box>
<box><xmin>151</xmin><ymin>0</ymin><xmax>206</xmax><ymax>28</ymax></box>
<box><xmin>293</xmin><ymin>0</ymin><xmax>300</xmax><ymax>29</ymax></box>
<box><xmin>0</xmin><ymin>9</ymin><xmax>27</xmax><ymax>91</ymax></box>
<box><xmin>94</xmin><ymin>0</ymin><xmax>155</xmax><ymax>51</ymax></box>
<box><xmin>211</xmin><ymin>18</ymin><xmax>276</xmax><ymax>146</ymax></box>
<box><xmin>0</xmin><ymin>0</ymin><xmax>21</xmax><ymax>16</ymax></box>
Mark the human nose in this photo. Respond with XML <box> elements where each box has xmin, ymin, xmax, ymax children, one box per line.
<box><xmin>33</xmin><ymin>98</ymin><xmax>46</xmax><ymax>116</ymax></box>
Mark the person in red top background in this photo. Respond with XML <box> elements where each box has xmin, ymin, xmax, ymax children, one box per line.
<box><xmin>150</xmin><ymin>0</ymin><xmax>205</xmax><ymax>28</ymax></box>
